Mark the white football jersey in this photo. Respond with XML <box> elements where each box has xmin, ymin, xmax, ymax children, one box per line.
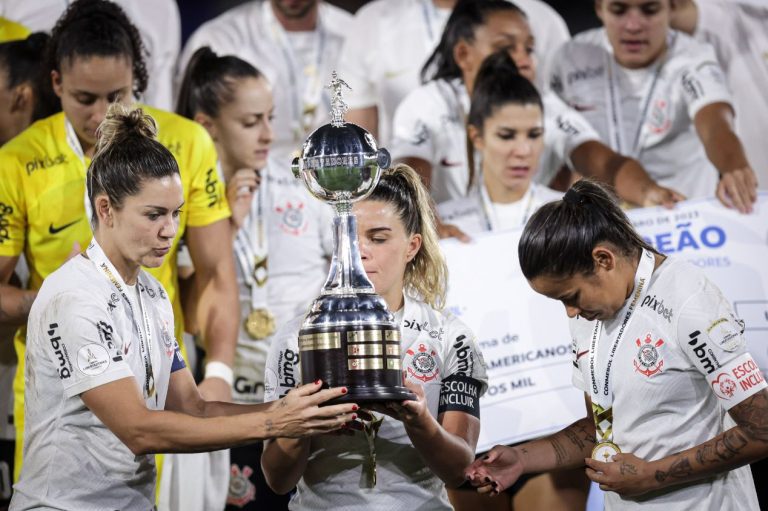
<box><xmin>264</xmin><ymin>293</ymin><xmax>488</xmax><ymax>511</ymax></box>
<box><xmin>550</xmin><ymin>28</ymin><xmax>733</xmax><ymax>199</ymax></box>
<box><xmin>12</xmin><ymin>253</ymin><xmax>184</xmax><ymax>510</ymax></box>
<box><xmin>570</xmin><ymin>257</ymin><xmax>763</xmax><ymax>510</ymax></box>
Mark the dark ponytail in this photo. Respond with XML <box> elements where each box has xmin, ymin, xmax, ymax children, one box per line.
<box><xmin>468</xmin><ymin>49</ymin><xmax>542</xmax><ymax>133</ymax></box>
<box><xmin>519</xmin><ymin>180</ymin><xmax>658</xmax><ymax>280</ymax></box>
<box><xmin>176</xmin><ymin>46</ymin><xmax>263</xmax><ymax>119</ymax></box>
<box><xmin>87</xmin><ymin>103</ymin><xmax>178</xmax><ymax>224</ymax></box>
<box><xmin>421</xmin><ymin>0</ymin><xmax>525</xmax><ymax>84</ymax></box>
<box><xmin>0</xmin><ymin>32</ymin><xmax>60</xmax><ymax>120</ymax></box>
<box><xmin>47</xmin><ymin>0</ymin><xmax>148</xmax><ymax>97</ymax></box>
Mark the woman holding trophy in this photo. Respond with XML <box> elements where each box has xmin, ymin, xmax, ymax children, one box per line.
<box><xmin>261</xmin><ymin>163</ymin><xmax>489</xmax><ymax>510</ymax></box>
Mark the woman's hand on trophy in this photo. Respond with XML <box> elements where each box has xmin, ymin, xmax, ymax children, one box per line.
<box><xmin>365</xmin><ymin>378</ymin><xmax>428</xmax><ymax>428</ymax></box>
<box><xmin>464</xmin><ymin>445</ymin><xmax>525</xmax><ymax>496</ymax></box>
<box><xmin>265</xmin><ymin>380</ymin><xmax>358</xmax><ymax>438</ymax></box>
<box><xmin>226</xmin><ymin>168</ymin><xmax>261</xmax><ymax>229</ymax></box>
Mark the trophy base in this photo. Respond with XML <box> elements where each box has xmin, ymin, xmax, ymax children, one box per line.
<box><xmin>328</xmin><ymin>385</ymin><xmax>416</xmax><ymax>404</ymax></box>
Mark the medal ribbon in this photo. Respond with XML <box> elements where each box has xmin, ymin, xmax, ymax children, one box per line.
<box><xmin>87</xmin><ymin>238</ymin><xmax>158</xmax><ymax>402</ymax></box>
<box><xmin>263</xmin><ymin>1</ymin><xmax>328</xmax><ymax>143</ymax></box>
<box><xmin>361</xmin><ymin>414</ymin><xmax>384</xmax><ymax>487</ymax></box>
<box><xmin>478</xmin><ymin>178</ymin><xmax>537</xmax><ymax>232</ymax></box>
<box><xmin>604</xmin><ymin>32</ymin><xmax>677</xmax><ymax>159</ymax></box>
<box><xmin>233</xmin><ymin>164</ymin><xmax>270</xmax><ymax>311</ymax></box>
<box><xmin>588</xmin><ymin>248</ymin><xmax>655</xmax><ymax>443</ymax></box>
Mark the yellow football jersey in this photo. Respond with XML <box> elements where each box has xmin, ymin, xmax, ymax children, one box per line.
<box><xmin>0</xmin><ymin>17</ymin><xmax>30</xmax><ymax>43</ymax></box>
<box><xmin>0</xmin><ymin>106</ymin><xmax>229</xmax><ymax>480</ymax></box>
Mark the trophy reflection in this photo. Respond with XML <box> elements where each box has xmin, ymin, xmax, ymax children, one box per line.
<box><xmin>290</xmin><ymin>72</ymin><xmax>414</xmax><ymax>402</ymax></box>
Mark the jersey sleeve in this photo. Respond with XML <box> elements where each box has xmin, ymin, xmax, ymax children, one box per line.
<box><xmin>438</xmin><ymin>317</ymin><xmax>488</xmax><ymax>418</ymax></box>
<box><xmin>679</xmin><ymin>43</ymin><xmax>732</xmax><ymax>119</ymax></box>
<box><xmin>40</xmin><ymin>293</ymin><xmax>134</xmax><ymax>398</ymax></box>
<box><xmin>183</xmin><ymin>124</ymin><xmax>231</xmax><ymax>228</ymax></box>
<box><xmin>263</xmin><ymin>317</ymin><xmax>302</xmax><ymax>403</ymax></box>
<box><xmin>676</xmin><ymin>281</ymin><xmax>766</xmax><ymax>410</ymax></box>
<box><xmin>390</xmin><ymin>88</ymin><xmax>438</xmax><ymax>163</ymax></box>
<box><xmin>0</xmin><ymin>149</ymin><xmax>26</xmax><ymax>257</ymax></box>
<box><xmin>544</xmin><ymin>93</ymin><xmax>601</xmax><ymax>168</ymax></box>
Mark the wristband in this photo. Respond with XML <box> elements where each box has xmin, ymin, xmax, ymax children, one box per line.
<box><xmin>204</xmin><ymin>361</ymin><xmax>234</xmax><ymax>386</ymax></box>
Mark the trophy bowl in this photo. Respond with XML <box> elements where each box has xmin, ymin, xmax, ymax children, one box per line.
<box><xmin>289</xmin><ymin>73</ymin><xmax>414</xmax><ymax>403</ymax></box>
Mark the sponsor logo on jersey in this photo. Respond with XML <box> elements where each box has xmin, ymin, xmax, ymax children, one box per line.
<box><xmin>633</xmin><ymin>333</ymin><xmax>665</xmax><ymax>377</ymax></box>
<box><xmin>77</xmin><ymin>343</ymin><xmax>110</xmax><ymax>376</ymax></box>
<box><xmin>234</xmin><ymin>376</ymin><xmax>265</xmax><ymax>399</ymax></box>
<box><xmin>0</xmin><ymin>202</ymin><xmax>12</xmax><ymax>244</ymax></box>
<box><xmin>688</xmin><ymin>330</ymin><xmax>722</xmax><ymax>374</ymax></box>
<box><xmin>439</xmin><ymin>157</ymin><xmax>461</xmax><ymax>167</ymax></box>
<box><xmin>161</xmin><ymin>320</ymin><xmax>174</xmax><ymax>357</ymax></box>
<box><xmin>96</xmin><ymin>320</ymin><xmax>123</xmax><ymax>362</ymax></box>
<box><xmin>24</xmin><ymin>153</ymin><xmax>68</xmax><ymax>176</ymax></box>
<box><xmin>556</xmin><ymin>116</ymin><xmax>582</xmax><ymax>136</ymax></box>
<box><xmin>410</xmin><ymin>121</ymin><xmax>429</xmax><ymax>146</ymax></box>
<box><xmin>227</xmin><ymin>464</ymin><xmax>256</xmax><ymax>508</ymax></box>
<box><xmin>403</xmin><ymin>318</ymin><xmax>429</xmax><ymax>332</ymax></box>
<box><xmin>640</xmin><ymin>294</ymin><xmax>673</xmax><ymax>322</ymax></box>
<box><xmin>453</xmin><ymin>335</ymin><xmax>475</xmax><ymax>377</ymax></box>
<box><xmin>566</xmin><ymin>65</ymin><xmax>604</xmax><ymax>86</ymax></box>
<box><xmin>706</xmin><ymin>315</ymin><xmax>743</xmax><ymax>352</ymax></box>
<box><xmin>205</xmin><ymin>167</ymin><xmax>223</xmax><ymax>208</ymax></box>
<box><xmin>48</xmin><ymin>219</ymin><xmax>80</xmax><ymax>235</ymax></box>
<box><xmin>405</xmin><ymin>343</ymin><xmax>439</xmax><ymax>382</ymax></box>
<box><xmin>277</xmin><ymin>348</ymin><xmax>299</xmax><ymax>389</ymax></box>
<box><xmin>106</xmin><ymin>293</ymin><xmax>119</xmax><ymax>314</ymax></box>
<box><xmin>48</xmin><ymin>323</ymin><xmax>73</xmax><ymax>379</ymax></box>
<box><xmin>276</xmin><ymin>200</ymin><xmax>308</xmax><ymax>236</ymax></box>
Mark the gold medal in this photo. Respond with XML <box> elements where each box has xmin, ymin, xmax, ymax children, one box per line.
<box><xmin>592</xmin><ymin>440</ymin><xmax>621</xmax><ymax>462</ymax></box>
<box><xmin>245</xmin><ymin>308</ymin><xmax>276</xmax><ymax>340</ymax></box>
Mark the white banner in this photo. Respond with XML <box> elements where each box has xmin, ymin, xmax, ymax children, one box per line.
<box><xmin>442</xmin><ymin>193</ymin><xmax>768</xmax><ymax>453</ymax></box>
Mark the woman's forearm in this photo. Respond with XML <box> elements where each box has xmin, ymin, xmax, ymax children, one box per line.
<box><xmin>516</xmin><ymin>416</ymin><xmax>596</xmax><ymax>474</ymax></box>
<box><xmin>262</xmin><ymin>437</ymin><xmax>311</xmax><ymax>494</ymax></box>
<box><xmin>405</xmin><ymin>413</ymin><xmax>476</xmax><ymax>487</ymax></box>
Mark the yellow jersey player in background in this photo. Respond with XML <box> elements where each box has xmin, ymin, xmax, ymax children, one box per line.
<box><xmin>0</xmin><ymin>0</ymin><xmax>239</xmax><ymax>482</ymax></box>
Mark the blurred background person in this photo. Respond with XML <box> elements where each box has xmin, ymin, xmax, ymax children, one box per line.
<box><xmin>178</xmin><ymin>0</ymin><xmax>351</xmax><ymax>167</ymax></box>
<box><xmin>0</xmin><ymin>0</ymin><xmax>180</xmax><ymax>110</ymax></box>
<box><xmin>550</xmin><ymin>0</ymin><xmax>758</xmax><ymax>213</ymax></box>
<box><xmin>177</xmin><ymin>46</ymin><xmax>334</xmax><ymax>511</ymax></box>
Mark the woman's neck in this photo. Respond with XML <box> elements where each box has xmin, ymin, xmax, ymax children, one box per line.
<box><xmin>94</xmin><ymin>231</ymin><xmax>140</xmax><ymax>285</ymax></box>
<box><xmin>383</xmin><ymin>288</ymin><xmax>405</xmax><ymax>313</ymax></box>
<box><xmin>483</xmin><ymin>171</ymin><xmax>529</xmax><ymax>204</ymax></box>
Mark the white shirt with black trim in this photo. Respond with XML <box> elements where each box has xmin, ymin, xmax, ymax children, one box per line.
<box><xmin>11</xmin><ymin>255</ymin><xmax>184</xmax><ymax>511</ymax></box>
<box><xmin>550</xmin><ymin>28</ymin><xmax>733</xmax><ymax>199</ymax></box>
<box><xmin>570</xmin><ymin>257</ymin><xmax>763</xmax><ymax>510</ymax></box>
<box><xmin>263</xmin><ymin>292</ymin><xmax>488</xmax><ymax>511</ymax></box>
<box><xmin>391</xmin><ymin>78</ymin><xmax>598</xmax><ymax>204</ymax></box>
<box><xmin>178</xmin><ymin>1</ymin><xmax>352</xmax><ymax>167</ymax></box>
<box><xmin>232</xmin><ymin>159</ymin><xmax>333</xmax><ymax>404</ymax></box>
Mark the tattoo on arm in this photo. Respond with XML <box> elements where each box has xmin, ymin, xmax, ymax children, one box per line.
<box><xmin>729</xmin><ymin>392</ymin><xmax>768</xmax><ymax>443</ymax></box>
<box><xmin>266</xmin><ymin>419</ymin><xmax>274</xmax><ymax>433</ymax></box>
<box><xmin>695</xmin><ymin>429</ymin><xmax>748</xmax><ymax>466</ymax></box>
<box><xmin>654</xmin><ymin>456</ymin><xmax>692</xmax><ymax>483</ymax></box>
<box><xmin>549</xmin><ymin>437</ymin><xmax>569</xmax><ymax>467</ymax></box>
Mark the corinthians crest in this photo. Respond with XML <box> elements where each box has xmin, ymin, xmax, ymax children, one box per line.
<box><xmin>406</xmin><ymin>343</ymin><xmax>439</xmax><ymax>382</ymax></box>
<box><xmin>633</xmin><ymin>333</ymin><xmax>665</xmax><ymax>377</ymax></box>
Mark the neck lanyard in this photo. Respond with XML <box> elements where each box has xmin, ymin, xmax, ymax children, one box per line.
<box><xmin>65</xmin><ymin>118</ymin><xmax>98</xmax><ymax>229</ymax></box>
<box><xmin>87</xmin><ymin>238</ymin><xmax>157</xmax><ymax>402</ymax></box>
<box><xmin>604</xmin><ymin>32</ymin><xmax>676</xmax><ymax>158</ymax></box>
<box><xmin>233</xmin><ymin>164</ymin><xmax>270</xmax><ymax>310</ymax></box>
<box><xmin>477</xmin><ymin>176</ymin><xmax>536</xmax><ymax>232</ymax></box>
<box><xmin>263</xmin><ymin>1</ymin><xmax>327</xmax><ymax>143</ymax></box>
<box><xmin>419</xmin><ymin>0</ymin><xmax>441</xmax><ymax>48</ymax></box>
<box><xmin>588</xmin><ymin>248</ymin><xmax>655</xmax><ymax>408</ymax></box>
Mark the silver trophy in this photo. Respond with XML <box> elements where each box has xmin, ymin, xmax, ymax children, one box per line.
<box><xmin>291</xmin><ymin>72</ymin><xmax>414</xmax><ymax>402</ymax></box>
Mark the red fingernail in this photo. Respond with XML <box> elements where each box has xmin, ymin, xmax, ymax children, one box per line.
<box><xmin>352</xmin><ymin>405</ymin><xmax>359</xmax><ymax>411</ymax></box>
<box><xmin>315</xmin><ymin>379</ymin><xmax>322</xmax><ymax>385</ymax></box>
<box><xmin>352</xmin><ymin>414</ymin><xmax>357</xmax><ymax>420</ymax></box>
<box><xmin>341</xmin><ymin>387</ymin><xmax>348</xmax><ymax>394</ymax></box>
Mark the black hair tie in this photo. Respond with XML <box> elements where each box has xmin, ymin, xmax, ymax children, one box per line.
<box><xmin>563</xmin><ymin>187</ymin><xmax>583</xmax><ymax>206</ymax></box>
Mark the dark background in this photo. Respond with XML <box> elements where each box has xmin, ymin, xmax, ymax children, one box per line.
<box><xmin>177</xmin><ymin>0</ymin><xmax>601</xmax><ymax>44</ymax></box>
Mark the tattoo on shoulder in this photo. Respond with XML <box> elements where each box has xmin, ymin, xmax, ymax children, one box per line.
<box><xmin>654</xmin><ymin>456</ymin><xmax>692</xmax><ymax>483</ymax></box>
<box><xmin>730</xmin><ymin>391</ymin><xmax>768</xmax><ymax>443</ymax></box>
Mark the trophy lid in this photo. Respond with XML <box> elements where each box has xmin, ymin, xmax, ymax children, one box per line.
<box><xmin>292</xmin><ymin>72</ymin><xmax>390</xmax><ymax>206</ymax></box>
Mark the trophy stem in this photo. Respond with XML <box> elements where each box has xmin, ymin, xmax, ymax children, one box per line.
<box><xmin>322</xmin><ymin>205</ymin><xmax>375</xmax><ymax>295</ymax></box>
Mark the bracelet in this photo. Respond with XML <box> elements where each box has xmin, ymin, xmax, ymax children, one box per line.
<box><xmin>204</xmin><ymin>361</ymin><xmax>234</xmax><ymax>386</ymax></box>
